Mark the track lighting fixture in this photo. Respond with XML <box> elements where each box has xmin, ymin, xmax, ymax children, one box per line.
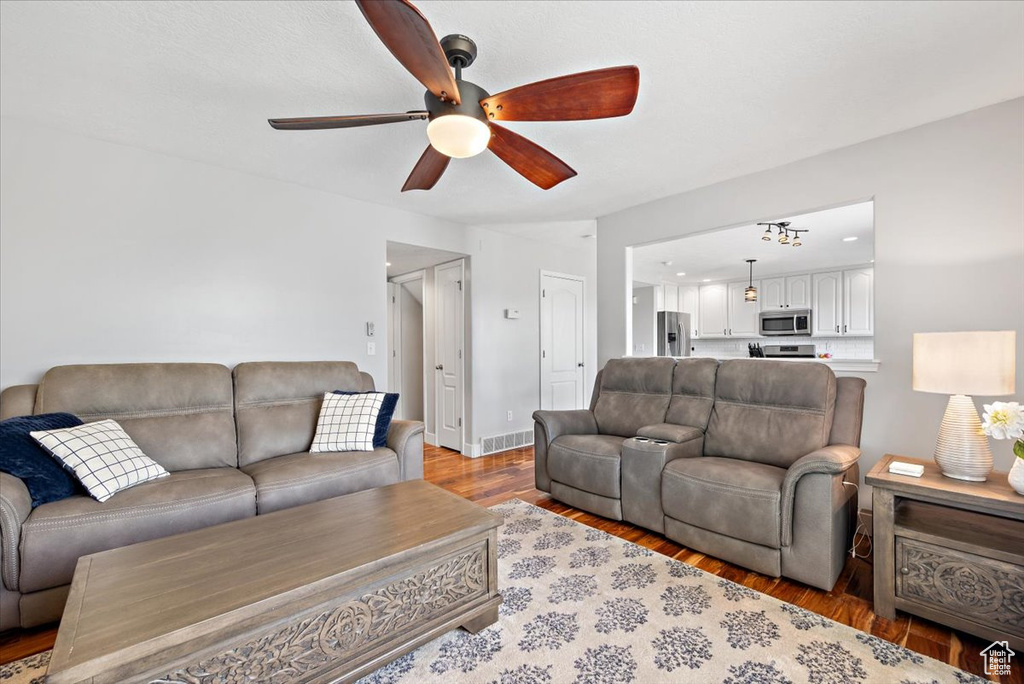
<box><xmin>756</xmin><ymin>221</ymin><xmax>809</xmax><ymax>248</ymax></box>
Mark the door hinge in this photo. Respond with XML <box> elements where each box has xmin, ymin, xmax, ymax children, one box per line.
<box><xmin>542</xmin><ymin>350</ymin><xmax>546</xmax><ymax>358</ymax></box>
<box><xmin>542</xmin><ymin>289</ymin><xmax>546</xmax><ymax>297</ymax></box>
<box><xmin>392</xmin><ymin>295</ymin><xmax>395</xmax><ymax>303</ymax></box>
<box><xmin>457</xmin><ymin>279</ymin><xmax>462</xmax><ymax>291</ymax></box>
<box><xmin>458</xmin><ymin>349</ymin><xmax>462</xmax><ymax>359</ymax></box>
<box><xmin>458</xmin><ymin>417</ymin><xmax>462</xmax><ymax>427</ymax></box>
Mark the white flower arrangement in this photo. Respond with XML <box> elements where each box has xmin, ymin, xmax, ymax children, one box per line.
<box><xmin>981</xmin><ymin>401</ymin><xmax>1024</xmax><ymax>459</ymax></box>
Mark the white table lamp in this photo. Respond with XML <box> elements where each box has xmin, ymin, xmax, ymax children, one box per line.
<box><xmin>913</xmin><ymin>331</ymin><xmax>1016</xmax><ymax>481</ymax></box>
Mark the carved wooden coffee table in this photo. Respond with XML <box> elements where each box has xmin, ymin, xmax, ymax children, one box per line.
<box><xmin>47</xmin><ymin>480</ymin><xmax>503</xmax><ymax>683</ymax></box>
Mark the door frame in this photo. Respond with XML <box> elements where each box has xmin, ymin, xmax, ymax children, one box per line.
<box><xmin>539</xmin><ymin>270</ymin><xmax>587</xmax><ymax>410</ymax></box>
<box><xmin>388</xmin><ymin>270</ymin><xmax>427</xmax><ymax>422</ymax></box>
<box><xmin>434</xmin><ymin>259</ymin><xmax>466</xmax><ymax>453</ymax></box>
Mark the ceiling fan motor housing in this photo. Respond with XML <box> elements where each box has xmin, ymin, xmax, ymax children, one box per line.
<box><xmin>425</xmin><ymin>79</ymin><xmax>490</xmax><ymax>124</ymax></box>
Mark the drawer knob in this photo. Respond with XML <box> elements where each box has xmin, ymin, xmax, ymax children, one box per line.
<box><xmin>900</xmin><ymin>567</ymin><xmax>909</xmax><ymax>575</ymax></box>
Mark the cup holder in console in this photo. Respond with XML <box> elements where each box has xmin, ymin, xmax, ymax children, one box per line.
<box><xmin>634</xmin><ymin>437</ymin><xmax>650</xmax><ymax>442</ymax></box>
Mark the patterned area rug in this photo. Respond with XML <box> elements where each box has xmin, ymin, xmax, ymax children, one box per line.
<box><xmin>0</xmin><ymin>499</ymin><xmax>985</xmax><ymax>684</ymax></box>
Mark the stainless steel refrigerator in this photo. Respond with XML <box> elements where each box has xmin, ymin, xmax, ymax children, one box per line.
<box><xmin>657</xmin><ymin>311</ymin><xmax>691</xmax><ymax>357</ymax></box>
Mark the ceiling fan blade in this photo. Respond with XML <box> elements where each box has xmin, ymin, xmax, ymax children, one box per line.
<box><xmin>480</xmin><ymin>66</ymin><xmax>640</xmax><ymax>122</ymax></box>
<box><xmin>356</xmin><ymin>0</ymin><xmax>461</xmax><ymax>105</ymax></box>
<box><xmin>487</xmin><ymin>123</ymin><xmax>576</xmax><ymax>190</ymax></box>
<box><xmin>402</xmin><ymin>145</ymin><xmax>451</xmax><ymax>192</ymax></box>
<box><xmin>268</xmin><ymin>111</ymin><xmax>428</xmax><ymax>130</ymax></box>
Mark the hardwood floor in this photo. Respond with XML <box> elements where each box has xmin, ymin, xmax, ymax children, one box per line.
<box><xmin>1</xmin><ymin>443</ymin><xmax>1019</xmax><ymax>683</ymax></box>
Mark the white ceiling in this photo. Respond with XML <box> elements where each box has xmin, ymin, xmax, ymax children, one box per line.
<box><xmin>386</xmin><ymin>240</ymin><xmax>465</xmax><ymax>278</ymax></box>
<box><xmin>1</xmin><ymin>1</ymin><xmax>1022</xmax><ymax>225</ymax></box>
<box><xmin>633</xmin><ymin>201</ymin><xmax>874</xmax><ymax>285</ymax></box>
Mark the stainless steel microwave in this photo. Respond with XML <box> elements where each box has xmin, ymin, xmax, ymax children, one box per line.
<box><xmin>759</xmin><ymin>309</ymin><xmax>812</xmax><ymax>336</ymax></box>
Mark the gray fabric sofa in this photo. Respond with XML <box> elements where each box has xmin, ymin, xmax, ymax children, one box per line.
<box><xmin>534</xmin><ymin>357</ymin><xmax>865</xmax><ymax>591</ymax></box>
<box><xmin>0</xmin><ymin>361</ymin><xmax>424</xmax><ymax>630</ymax></box>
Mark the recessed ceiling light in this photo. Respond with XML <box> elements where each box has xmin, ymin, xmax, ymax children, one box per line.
<box><xmin>675</xmin><ymin>272</ymin><xmax>686</xmax><ymax>276</ymax></box>
<box><xmin>842</xmin><ymin>237</ymin><xmax>858</xmax><ymax>242</ymax></box>
<box><xmin>702</xmin><ymin>278</ymin><xmax>711</xmax><ymax>283</ymax></box>
<box><xmin>662</xmin><ymin>261</ymin><xmax>673</xmax><ymax>266</ymax></box>
<box><xmin>386</xmin><ymin>262</ymin><xmax>392</xmax><ymax>266</ymax></box>
<box><xmin>581</xmin><ymin>234</ymin><xmax>596</xmax><ymax>239</ymax></box>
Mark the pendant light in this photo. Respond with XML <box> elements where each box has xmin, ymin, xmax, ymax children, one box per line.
<box><xmin>744</xmin><ymin>259</ymin><xmax>758</xmax><ymax>302</ymax></box>
<box><xmin>791</xmin><ymin>230</ymin><xmax>803</xmax><ymax>247</ymax></box>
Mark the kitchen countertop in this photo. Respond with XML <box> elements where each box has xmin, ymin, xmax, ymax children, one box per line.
<box><xmin>687</xmin><ymin>355</ymin><xmax>880</xmax><ymax>373</ymax></box>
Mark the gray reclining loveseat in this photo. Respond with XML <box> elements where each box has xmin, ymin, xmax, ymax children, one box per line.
<box><xmin>534</xmin><ymin>357</ymin><xmax>865</xmax><ymax>590</ymax></box>
<box><xmin>0</xmin><ymin>361</ymin><xmax>424</xmax><ymax>630</ymax></box>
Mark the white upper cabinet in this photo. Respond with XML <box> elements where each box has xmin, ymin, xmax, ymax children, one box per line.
<box><xmin>727</xmin><ymin>281</ymin><xmax>760</xmax><ymax>336</ymax></box>
<box><xmin>698</xmin><ymin>283</ymin><xmax>729</xmax><ymax>337</ymax></box>
<box><xmin>663</xmin><ymin>284</ymin><xmax>679</xmax><ymax>312</ymax></box>
<box><xmin>812</xmin><ymin>271</ymin><xmax>843</xmax><ymax>336</ymax></box>
<box><xmin>760</xmin><ymin>274</ymin><xmax>811</xmax><ymax>310</ymax></box>
<box><xmin>760</xmin><ymin>277</ymin><xmax>786</xmax><ymax>310</ymax></box>
<box><xmin>678</xmin><ymin>285</ymin><xmax>700</xmax><ymax>337</ymax></box>
<box><xmin>786</xmin><ymin>274</ymin><xmax>812</xmax><ymax>309</ymax></box>
<box><xmin>843</xmin><ymin>268</ymin><xmax>874</xmax><ymax>336</ymax></box>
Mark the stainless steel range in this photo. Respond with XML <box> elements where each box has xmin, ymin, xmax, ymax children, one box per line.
<box><xmin>763</xmin><ymin>344</ymin><xmax>817</xmax><ymax>358</ymax></box>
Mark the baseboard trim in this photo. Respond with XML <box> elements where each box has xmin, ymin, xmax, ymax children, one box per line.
<box><xmin>463</xmin><ymin>442</ymin><xmax>482</xmax><ymax>458</ymax></box>
<box><xmin>424</xmin><ymin>432</ymin><xmax>437</xmax><ymax>447</ymax></box>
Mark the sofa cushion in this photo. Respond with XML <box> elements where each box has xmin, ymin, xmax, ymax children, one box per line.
<box><xmin>31</xmin><ymin>420</ymin><xmax>169</xmax><ymax>503</ymax></box>
<box><xmin>662</xmin><ymin>456</ymin><xmax>786</xmax><ymax>549</ymax></box>
<box><xmin>547</xmin><ymin>434</ymin><xmax>626</xmax><ymax>499</ymax></box>
<box><xmin>34</xmin><ymin>363</ymin><xmax>237</xmax><ymax>471</ymax></box>
<box><xmin>0</xmin><ymin>413</ymin><xmax>84</xmax><ymax>508</ymax></box>
<box><xmin>592</xmin><ymin>358</ymin><xmax>675</xmax><ymax>437</ymax></box>
<box><xmin>704</xmin><ymin>359</ymin><xmax>837</xmax><ymax>468</ymax></box>
<box><xmin>242</xmin><ymin>449</ymin><xmax>400</xmax><ymax>515</ymax></box>
<box><xmin>665</xmin><ymin>358</ymin><xmax>719</xmax><ymax>430</ymax></box>
<box><xmin>233</xmin><ymin>362</ymin><xmax>374</xmax><ymax>467</ymax></box>
<box><xmin>19</xmin><ymin>468</ymin><xmax>255</xmax><ymax>593</ymax></box>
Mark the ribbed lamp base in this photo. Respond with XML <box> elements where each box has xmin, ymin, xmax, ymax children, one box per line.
<box><xmin>933</xmin><ymin>394</ymin><xmax>993</xmax><ymax>482</ymax></box>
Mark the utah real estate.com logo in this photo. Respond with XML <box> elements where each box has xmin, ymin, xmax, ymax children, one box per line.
<box><xmin>981</xmin><ymin>641</ymin><xmax>1015</xmax><ymax>677</ymax></box>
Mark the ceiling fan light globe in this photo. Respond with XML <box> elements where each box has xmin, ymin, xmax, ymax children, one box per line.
<box><xmin>426</xmin><ymin>115</ymin><xmax>490</xmax><ymax>158</ymax></box>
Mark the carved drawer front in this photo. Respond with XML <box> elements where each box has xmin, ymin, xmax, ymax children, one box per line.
<box><xmin>152</xmin><ymin>543</ymin><xmax>490</xmax><ymax>684</ymax></box>
<box><xmin>895</xmin><ymin>537</ymin><xmax>1024</xmax><ymax>639</ymax></box>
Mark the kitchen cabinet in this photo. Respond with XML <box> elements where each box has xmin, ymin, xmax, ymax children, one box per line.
<box><xmin>655</xmin><ymin>284</ymin><xmax>679</xmax><ymax>313</ymax></box>
<box><xmin>760</xmin><ymin>277</ymin><xmax>786</xmax><ymax>310</ymax></box>
<box><xmin>786</xmin><ymin>274</ymin><xmax>812</xmax><ymax>309</ymax></box>
<box><xmin>678</xmin><ymin>285</ymin><xmax>700</xmax><ymax>338</ymax></box>
<box><xmin>761</xmin><ymin>275</ymin><xmax>811</xmax><ymax>311</ymax></box>
<box><xmin>727</xmin><ymin>281</ymin><xmax>760</xmax><ymax>336</ymax></box>
<box><xmin>843</xmin><ymin>268</ymin><xmax>874</xmax><ymax>336</ymax></box>
<box><xmin>812</xmin><ymin>271</ymin><xmax>842</xmax><ymax>336</ymax></box>
<box><xmin>698</xmin><ymin>283</ymin><xmax>728</xmax><ymax>338</ymax></box>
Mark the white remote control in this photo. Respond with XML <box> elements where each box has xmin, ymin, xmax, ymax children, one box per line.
<box><xmin>888</xmin><ymin>461</ymin><xmax>924</xmax><ymax>477</ymax></box>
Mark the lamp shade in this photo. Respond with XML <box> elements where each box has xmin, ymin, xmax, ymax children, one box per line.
<box><xmin>913</xmin><ymin>331</ymin><xmax>1016</xmax><ymax>396</ymax></box>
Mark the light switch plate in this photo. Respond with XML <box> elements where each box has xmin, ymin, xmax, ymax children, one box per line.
<box><xmin>504</xmin><ymin>308</ymin><xmax>521</xmax><ymax>319</ymax></box>
<box><xmin>367</xmin><ymin>342</ymin><xmax>376</xmax><ymax>356</ymax></box>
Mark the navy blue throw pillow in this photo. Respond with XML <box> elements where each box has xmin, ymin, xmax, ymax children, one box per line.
<box><xmin>0</xmin><ymin>412</ymin><xmax>84</xmax><ymax>508</ymax></box>
<box><xmin>332</xmin><ymin>391</ymin><xmax>399</xmax><ymax>448</ymax></box>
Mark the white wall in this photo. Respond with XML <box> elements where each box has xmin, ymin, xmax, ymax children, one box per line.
<box><xmin>467</xmin><ymin>223</ymin><xmax>598</xmax><ymax>443</ymax></box>
<box><xmin>0</xmin><ymin>117</ymin><xmax>598</xmax><ymax>455</ymax></box>
<box><xmin>632</xmin><ymin>286</ymin><xmax>656</xmax><ymax>356</ymax></box>
<box><xmin>598</xmin><ymin>99</ymin><xmax>1024</xmax><ymax>495</ymax></box>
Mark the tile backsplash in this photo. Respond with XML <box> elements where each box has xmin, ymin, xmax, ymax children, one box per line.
<box><xmin>691</xmin><ymin>336</ymin><xmax>874</xmax><ymax>360</ymax></box>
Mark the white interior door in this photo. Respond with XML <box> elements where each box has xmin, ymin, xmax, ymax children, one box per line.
<box><xmin>434</xmin><ymin>260</ymin><xmax>464</xmax><ymax>451</ymax></box>
<box><xmin>540</xmin><ymin>272</ymin><xmax>585</xmax><ymax>410</ymax></box>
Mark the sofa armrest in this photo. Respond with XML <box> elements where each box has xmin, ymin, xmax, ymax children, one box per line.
<box><xmin>532</xmin><ymin>410</ymin><xmax>598</xmax><ymax>445</ymax></box>
<box><xmin>387</xmin><ymin>420</ymin><xmax>425</xmax><ymax>481</ymax></box>
<box><xmin>0</xmin><ymin>473</ymin><xmax>32</xmax><ymax>591</ymax></box>
<box><xmin>532</xmin><ymin>410</ymin><xmax>597</xmax><ymax>492</ymax></box>
<box><xmin>636</xmin><ymin>423</ymin><xmax>704</xmax><ymax>444</ymax></box>
<box><xmin>780</xmin><ymin>444</ymin><xmax>860</xmax><ymax>547</ymax></box>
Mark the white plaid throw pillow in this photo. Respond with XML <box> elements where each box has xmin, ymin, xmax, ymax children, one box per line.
<box><xmin>31</xmin><ymin>419</ymin><xmax>168</xmax><ymax>502</ymax></box>
<box><xmin>310</xmin><ymin>392</ymin><xmax>385</xmax><ymax>453</ymax></box>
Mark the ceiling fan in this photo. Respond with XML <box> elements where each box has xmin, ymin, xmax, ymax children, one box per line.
<box><xmin>268</xmin><ymin>0</ymin><xmax>640</xmax><ymax>192</ymax></box>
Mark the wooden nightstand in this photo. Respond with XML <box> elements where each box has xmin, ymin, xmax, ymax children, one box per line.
<box><xmin>866</xmin><ymin>454</ymin><xmax>1024</xmax><ymax>650</ymax></box>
